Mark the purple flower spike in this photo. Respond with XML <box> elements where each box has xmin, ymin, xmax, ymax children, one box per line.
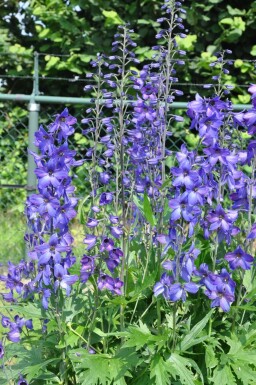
<box><xmin>225</xmin><ymin>246</ymin><xmax>254</xmax><ymax>270</ymax></box>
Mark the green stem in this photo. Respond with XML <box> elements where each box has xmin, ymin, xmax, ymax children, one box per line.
<box><xmin>67</xmin><ymin>323</ymin><xmax>101</xmax><ymax>354</ymax></box>
<box><xmin>172</xmin><ymin>303</ymin><xmax>177</xmax><ymax>351</ymax></box>
<box><xmin>232</xmin><ymin>269</ymin><xmax>245</xmax><ymax>333</ymax></box>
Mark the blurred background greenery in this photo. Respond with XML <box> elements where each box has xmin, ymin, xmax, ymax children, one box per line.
<box><xmin>1</xmin><ymin>0</ymin><xmax>256</xmax><ymax>100</ymax></box>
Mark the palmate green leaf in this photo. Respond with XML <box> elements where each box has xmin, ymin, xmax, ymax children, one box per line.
<box><xmin>150</xmin><ymin>354</ymin><xmax>172</xmax><ymax>385</ymax></box>
<box><xmin>0</xmin><ymin>343</ymin><xmax>60</xmax><ymax>384</ymax></box>
<box><xmin>123</xmin><ymin>321</ymin><xmax>167</xmax><ymax>352</ymax></box>
<box><xmin>210</xmin><ymin>365</ymin><xmax>236</xmax><ymax>385</ymax></box>
<box><xmin>168</xmin><ymin>353</ymin><xmax>199</xmax><ymax>385</ymax></box>
<box><xmin>123</xmin><ymin>321</ymin><xmax>152</xmax><ymax>351</ymax></box>
<box><xmin>0</xmin><ymin>302</ymin><xmax>44</xmax><ymax>319</ymax></box>
<box><xmin>179</xmin><ymin>310</ymin><xmax>213</xmax><ymax>352</ymax></box>
<box><xmin>231</xmin><ymin>363</ymin><xmax>256</xmax><ymax>384</ymax></box>
<box><xmin>69</xmin><ymin>349</ymin><xmax>132</xmax><ymax>385</ymax></box>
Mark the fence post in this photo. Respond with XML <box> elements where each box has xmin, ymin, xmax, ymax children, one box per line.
<box><xmin>27</xmin><ymin>52</ymin><xmax>40</xmax><ymax>193</ymax></box>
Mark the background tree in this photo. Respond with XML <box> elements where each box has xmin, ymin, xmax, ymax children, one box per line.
<box><xmin>0</xmin><ymin>0</ymin><xmax>256</xmax><ymax>102</ymax></box>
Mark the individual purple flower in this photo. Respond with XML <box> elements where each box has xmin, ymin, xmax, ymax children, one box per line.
<box><xmin>224</xmin><ymin>246</ymin><xmax>254</xmax><ymax>270</ymax></box>
<box><xmin>29</xmin><ymin>192</ymin><xmax>59</xmax><ymax>217</ymax></box>
<box><xmin>48</xmin><ymin>108</ymin><xmax>77</xmax><ymax>140</ymax></box>
<box><xmin>36</xmin><ymin>234</ymin><xmax>70</xmax><ymax>265</ymax></box>
<box><xmin>100</xmin><ymin>238</ymin><xmax>114</xmax><ymax>252</ymax></box>
<box><xmin>99</xmin><ymin>192</ymin><xmax>113</xmax><ymax>205</ymax></box>
<box><xmin>54</xmin><ymin>202</ymin><xmax>77</xmax><ymax>229</ymax></box>
<box><xmin>216</xmin><ymin>269</ymin><xmax>236</xmax><ymax>293</ymax></box>
<box><xmin>171</xmin><ymin>163</ymin><xmax>199</xmax><ymax>189</ymax></box>
<box><xmin>34</xmin><ymin>125</ymin><xmax>54</xmax><ymax>154</ymax></box>
<box><xmin>83</xmin><ymin>234</ymin><xmax>97</xmax><ymax>249</ymax></box>
<box><xmin>169</xmin><ymin>194</ymin><xmax>199</xmax><ymax>222</ymax></box>
<box><xmin>206</xmin><ymin>204</ymin><xmax>238</xmax><ymax>233</ymax></box>
<box><xmin>98</xmin><ymin>275</ymin><xmax>123</xmax><ymax>295</ymax></box>
<box><xmin>205</xmin><ymin>285</ymin><xmax>235</xmax><ymax>312</ymax></box>
<box><xmin>110</xmin><ymin>226</ymin><xmax>123</xmax><ymax>239</ymax></box>
<box><xmin>86</xmin><ymin>218</ymin><xmax>99</xmax><ymax>228</ymax></box>
<box><xmin>109</xmin><ymin>215</ymin><xmax>119</xmax><ymax>224</ymax></box>
<box><xmin>1</xmin><ymin>316</ymin><xmax>11</xmax><ymax>328</ymax></box>
<box><xmin>54</xmin><ymin>264</ymin><xmax>78</xmax><ymax>295</ymax></box>
<box><xmin>169</xmin><ymin>282</ymin><xmax>199</xmax><ymax>302</ymax></box>
<box><xmin>34</xmin><ymin>159</ymin><xmax>68</xmax><ymax>189</ymax></box>
<box><xmin>153</xmin><ymin>273</ymin><xmax>174</xmax><ymax>299</ymax></box>
<box><xmin>203</xmin><ymin>145</ymin><xmax>237</xmax><ymax>169</ymax></box>
<box><xmin>7</xmin><ymin>327</ymin><xmax>21</xmax><ymax>343</ymax></box>
<box><xmin>194</xmin><ymin>263</ymin><xmax>211</xmax><ymax>285</ymax></box>
<box><xmin>106</xmin><ymin>247</ymin><xmax>123</xmax><ymax>272</ymax></box>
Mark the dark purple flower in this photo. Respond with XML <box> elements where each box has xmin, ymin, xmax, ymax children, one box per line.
<box><xmin>34</xmin><ymin>125</ymin><xmax>54</xmax><ymax>154</ymax></box>
<box><xmin>100</xmin><ymin>238</ymin><xmax>114</xmax><ymax>252</ymax></box>
<box><xmin>206</xmin><ymin>204</ymin><xmax>238</xmax><ymax>233</ymax></box>
<box><xmin>194</xmin><ymin>263</ymin><xmax>211</xmax><ymax>285</ymax></box>
<box><xmin>98</xmin><ymin>275</ymin><xmax>123</xmax><ymax>295</ymax></box>
<box><xmin>81</xmin><ymin>255</ymin><xmax>95</xmax><ymax>271</ymax></box>
<box><xmin>99</xmin><ymin>192</ymin><xmax>113</xmax><ymax>205</ymax></box>
<box><xmin>54</xmin><ymin>202</ymin><xmax>77</xmax><ymax>229</ymax></box>
<box><xmin>54</xmin><ymin>264</ymin><xmax>78</xmax><ymax>295</ymax></box>
<box><xmin>17</xmin><ymin>375</ymin><xmax>29</xmax><ymax>385</ymax></box>
<box><xmin>225</xmin><ymin>246</ymin><xmax>254</xmax><ymax>270</ymax></box>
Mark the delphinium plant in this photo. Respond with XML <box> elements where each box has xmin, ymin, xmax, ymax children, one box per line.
<box><xmin>1</xmin><ymin>0</ymin><xmax>256</xmax><ymax>384</ymax></box>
